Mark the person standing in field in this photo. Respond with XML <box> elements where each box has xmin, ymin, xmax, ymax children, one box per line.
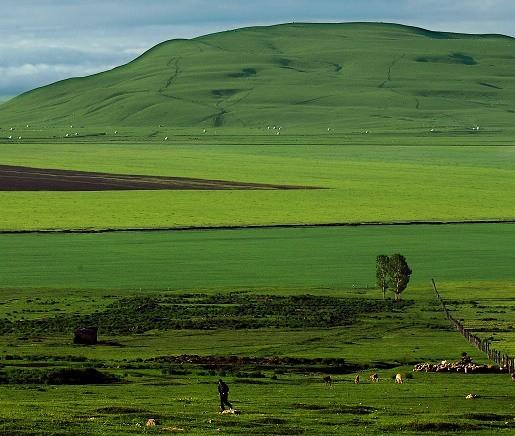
<box><xmin>218</xmin><ymin>379</ymin><xmax>233</xmax><ymax>412</ymax></box>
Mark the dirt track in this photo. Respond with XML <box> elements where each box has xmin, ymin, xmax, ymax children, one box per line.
<box><xmin>0</xmin><ymin>165</ymin><xmax>315</xmax><ymax>191</ymax></box>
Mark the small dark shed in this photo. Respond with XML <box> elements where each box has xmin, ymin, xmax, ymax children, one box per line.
<box><xmin>73</xmin><ymin>327</ymin><xmax>98</xmax><ymax>345</ymax></box>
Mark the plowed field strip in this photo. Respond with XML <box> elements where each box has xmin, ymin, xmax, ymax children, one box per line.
<box><xmin>0</xmin><ymin>165</ymin><xmax>317</xmax><ymax>191</ymax></box>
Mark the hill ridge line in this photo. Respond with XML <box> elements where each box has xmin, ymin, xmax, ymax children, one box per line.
<box><xmin>2</xmin><ymin>218</ymin><xmax>515</xmax><ymax>234</ymax></box>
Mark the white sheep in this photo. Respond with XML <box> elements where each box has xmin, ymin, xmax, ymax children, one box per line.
<box><xmin>164</xmin><ymin>136</ymin><xmax>168</xmax><ymax>140</ymax></box>
<box><xmin>395</xmin><ymin>373</ymin><xmax>403</xmax><ymax>384</ymax></box>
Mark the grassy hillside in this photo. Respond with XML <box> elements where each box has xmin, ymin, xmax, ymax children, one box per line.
<box><xmin>1</xmin><ymin>22</ymin><xmax>515</xmax><ymax>127</ymax></box>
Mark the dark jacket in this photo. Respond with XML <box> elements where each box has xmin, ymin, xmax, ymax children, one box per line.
<box><xmin>218</xmin><ymin>380</ymin><xmax>229</xmax><ymax>396</ymax></box>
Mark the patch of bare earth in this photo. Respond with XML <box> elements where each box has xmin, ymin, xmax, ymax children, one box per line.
<box><xmin>0</xmin><ymin>165</ymin><xmax>318</xmax><ymax>191</ymax></box>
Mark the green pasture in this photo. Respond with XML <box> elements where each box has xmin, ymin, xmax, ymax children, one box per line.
<box><xmin>0</xmin><ymin>293</ymin><xmax>491</xmax><ymax>363</ymax></box>
<box><xmin>1</xmin><ymin>224</ymin><xmax>513</xmax><ymax>434</ymax></box>
<box><xmin>1</xmin><ymin>142</ymin><xmax>515</xmax><ymax>231</ymax></box>
<box><xmin>0</xmin><ymin>371</ymin><xmax>513</xmax><ymax>435</ymax></box>
<box><xmin>1</xmin><ymin>224</ymin><xmax>514</xmax><ymax>290</ymax></box>
<box><xmin>1</xmin><ymin>21</ymin><xmax>514</xmax><ymax>435</ymax></box>
<box><xmin>0</xmin><ymin>281</ymin><xmax>513</xmax><ymax>434</ymax></box>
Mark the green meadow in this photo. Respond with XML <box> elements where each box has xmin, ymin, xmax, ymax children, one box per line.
<box><xmin>0</xmin><ymin>22</ymin><xmax>514</xmax><ymax>435</ymax></box>
<box><xmin>1</xmin><ymin>140</ymin><xmax>515</xmax><ymax>230</ymax></box>
<box><xmin>1</xmin><ymin>224</ymin><xmax>514</xmax><ymax>290</ymax></box>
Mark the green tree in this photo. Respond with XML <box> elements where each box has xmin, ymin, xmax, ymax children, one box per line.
<box><xmin>388</xmin><ymin>254</ymin><xmax>412</xmax><ymax>301</ymax></box>
<box><xmin>376</xmin><ymin>255</ymin><xmax>390</xmax><ymax>300</ymax></box>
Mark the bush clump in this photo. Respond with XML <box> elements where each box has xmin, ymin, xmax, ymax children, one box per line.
<box><xmin>0</xmin><ymin>367</ymin><xmax>120</xmax><ymax>385</ymax></box>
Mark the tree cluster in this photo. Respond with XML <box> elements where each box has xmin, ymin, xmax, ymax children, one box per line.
<box><xmin>376</xmin><ymin>254</ymin><xmax>412</xmax><ymax>301</ymax></box>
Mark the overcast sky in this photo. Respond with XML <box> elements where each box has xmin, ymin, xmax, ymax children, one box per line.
<box><xmin>1</xmin><ymin>0</ymin><xmax>515</xmax><ymax>97</ymax></box>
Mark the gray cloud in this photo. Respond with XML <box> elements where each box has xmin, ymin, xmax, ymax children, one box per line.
<box><xmin>1</xmin><ymin>0</ymin><xmax>514</xmax><ymax>96</ymax></box>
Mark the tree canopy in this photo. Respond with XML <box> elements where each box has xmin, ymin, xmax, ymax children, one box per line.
<box><xmin>388</xmin><ymin>254</ymin><xmax>412</xmax><ymax>301</ymax></box>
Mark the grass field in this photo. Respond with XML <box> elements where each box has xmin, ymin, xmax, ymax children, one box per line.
<box><xmin>1</xmin><ymin>140</ymin><xmax>515</xmax><ymax>230</ymax></box>
<box><xmin>0</xmin><ymin>21</ymin><xmax>514</xmax><ymax>435</ymax></box>
<box><xmin>0</xmin><ymin>371</ymin><xmax>513</xmax><ymax>435</ymax></box>
<box><xmin>1</xmin><ymin>131</ymin><xmax>514</xmax><ymax>436</ymax></box>
<box><xmin>1</xmin><ymin>224</ymin><xmax>515</xmax><ymax>290</ymax></box>
<box><xmin>0</xmin><ymin>283</ymin><xmax>513</xmax><ymax>435</ymax></box>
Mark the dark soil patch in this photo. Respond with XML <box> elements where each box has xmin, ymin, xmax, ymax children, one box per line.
<box><xmin>253</xmin><ymin>417</ymin><xmax>288</xmax><ymax>425</ymax></box>
<box><xmin>385</xmin><ymin>421</ymin><xmax>483</xmax><ymax>432</ymax></box>
<box><xmin>293</xmin><ymin>403</ymin><xmax>376</xmax><ymax>415</ymax></box>
<box><xmin>96</xmin><ymin>406</ymin><xmax>151</xmax><ymax>415</ymax></box>
<box><xmin>0</xmin><ymin>165</ymin><xmax>317</xmax><ymax>191</ymax></box>
<box><xmin>462</xmin><ymin>413</ymin><xmax>514</xmax><ymax>421</ymax></box>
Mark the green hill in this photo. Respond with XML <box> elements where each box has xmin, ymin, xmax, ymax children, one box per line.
<box><xmin>1</xmin><ymin>22</ymin><xmax>515</xmax><ymax>127</ymax></box>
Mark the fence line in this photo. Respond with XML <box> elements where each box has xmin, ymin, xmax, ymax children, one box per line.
<box><xmin>431</xmin><ymin>279</ymin><xmax>514</xmax><ymax>374</ymax></box>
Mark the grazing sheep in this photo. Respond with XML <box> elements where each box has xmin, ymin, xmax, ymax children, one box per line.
<box><xmin>354</xmin><ymin>374</ymin><xmax>360</xmax><ymax>384</ymax></box>
<box><xmin>395</xmin><ymin>373</ymin><xmax>403</xmax><ymax>384</ymax></box>
<box><xmin>9</xmin><ymin>127</ymin><xmax>14</xmax><ymax>131</ymax></box>
<box><xmin>18</xmin><ymin>136</ymin><xmax>22</xmax><ymax>140</ymax></box>
<box><xmin>323</xmin><ymin>375</ymin><xmax>332</xmax><ymax>386</ymax></box>
<box><xmin>146</xmin><ymin>418</ymin><xmax>157</xmax><ymax>427</ymax></box>
<box><xmin>203</xmin><ymin>129</ymin><xmax>207</xmax><ymax>133</ymax></box>
<box><xmin>65</xmin><ymin>133</ymin><xmax>69</xmax><ymax>137</ymax></box>
<box><xmin>114</xmin><ymin>130</ymin><xmax>118</xmax><ymax>134</ymax></box>
<box><xmin>369</xmin><ymin>373</ymin><xmax>379</xmax><ymax>383</ymax></box>
<box><xmin>466</xmin><ymin>393</ymin><xmax>478</xmax><ymax>399</ymax></box>
<box><xmin>8</xmin><ymin>135</ymin><xmax>12</xmax><ymax>139</ymax></box>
